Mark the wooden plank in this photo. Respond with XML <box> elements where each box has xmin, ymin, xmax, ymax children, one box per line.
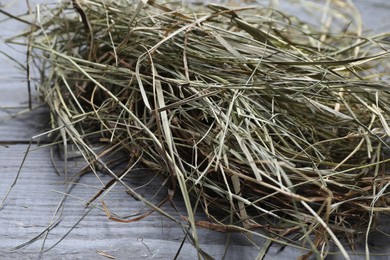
<box><xmin>0</xmin><ymin>144</ymin><xmax>270</xmax><ymax>259</ymax></box>
<box><xmin>0</xmin><ymin>107</ymin><xmax>49</xmax><ymax>142</ymax></box>
<box><xmin>0</xmin><ymin>0</ymin><xmax>45</xmax><ymax>141</ymax></box>
<box><xmin>3</xmin><ymin>145</ymin><xmax>387</xmax><ymax>260</ymax></box>
<box><xmin>1</xmin><ymin>145</ymin><xmax>389</xmax><ymax>258</ymax></box>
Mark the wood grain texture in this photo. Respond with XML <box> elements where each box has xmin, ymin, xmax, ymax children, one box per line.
<box><xmin>0</xmin><ymin>145</ymin><xmax>274</xmax><ymax>259</ymax></box>
<box><xmin>1</xmin><ymin>1</ymin><xmax>389</xmax><ymax>259</ymax></box>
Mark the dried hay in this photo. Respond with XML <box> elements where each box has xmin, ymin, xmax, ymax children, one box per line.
<box><xmin>2</xmin><ymin>0</ymin><xmax>390</xmax><ymax>258</ymax></box>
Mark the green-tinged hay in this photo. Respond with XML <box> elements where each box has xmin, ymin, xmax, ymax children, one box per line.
<box><xmin>9</xmin><ymin>0</ymin><xmax>390</xmax><ymax>258</ymax></box>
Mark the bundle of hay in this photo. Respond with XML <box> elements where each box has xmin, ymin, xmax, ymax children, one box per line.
<box><xmin>9</xmin><ymin>0</ymin><xmax>390</xmax><ymax>258</ymax></box>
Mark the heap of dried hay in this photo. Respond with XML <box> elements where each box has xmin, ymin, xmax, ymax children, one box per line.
<box><xmin>5</xmin><ymin>0</ymin><xmax>390</xmax><ymax>258</ymax></box>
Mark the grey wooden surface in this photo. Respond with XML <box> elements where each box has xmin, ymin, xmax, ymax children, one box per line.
<box><xmin>1</xmin><ymin>1</ymin><xmax>390</xmax><ymax>259</ymax></box>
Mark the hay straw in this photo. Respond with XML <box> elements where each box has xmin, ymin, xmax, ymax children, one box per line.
<box><xmin>4</xmin><ymin>0</ymin><xmax>390</xmax><ymax>258</ymax></box>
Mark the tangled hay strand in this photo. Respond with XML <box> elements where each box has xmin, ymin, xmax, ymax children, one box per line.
<box><xmin>9</xmin><ymin>0</ymin><xmax>390</xmax><ymax>258</ymax></box>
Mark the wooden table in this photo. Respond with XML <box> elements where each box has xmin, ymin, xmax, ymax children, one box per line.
<box><xmin>1</xmin><ymin>1</ymin><xmax>389</xmax><ymax>259</ymax></box>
